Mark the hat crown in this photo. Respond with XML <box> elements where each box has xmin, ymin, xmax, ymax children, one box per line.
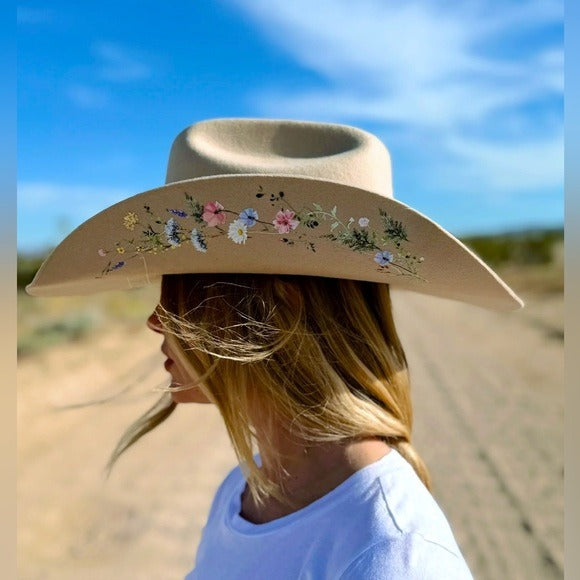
<box><xmin>26</xmin><ymin>116</ymin><xmax>523</xmax><ymax>311</ymax></box>
<box><xmin>165</xmin><ymin>118</ymin><xmax>394</xmax><ymax>197</ymax></box>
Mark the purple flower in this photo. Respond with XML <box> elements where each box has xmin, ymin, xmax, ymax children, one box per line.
<box><xmin>168</xmin><ymin>208</ymin><xmax>188</xmax><ymax>218</ymax></box>
<box><xmin>239</xmin><ymin>208</ymin><xmax>258</xmax><ymax>227</ymax></box>
<box><xmin>374</xmin><ymin>250</ymin><xmax>393</xmax><ymax>266</ymax></box>
<box><xmin>111</xmin><ymin>261</ymin><xmax>125</xmax><ymax>270</ymax></box>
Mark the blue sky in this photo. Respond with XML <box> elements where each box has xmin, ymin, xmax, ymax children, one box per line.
<box><xmin>18</xmin><ymin>0</ymin><xmax>563</xmax><ymax>253</ymax></box>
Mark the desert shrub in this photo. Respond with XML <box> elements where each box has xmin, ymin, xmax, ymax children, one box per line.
<box><xmin>18</xmin><ymin>314</ymin><xmax>96</xmax><ymax>357</ymax></box>
<box><xmin>461</xmin><ymin>228</ymin><xmax>563</xmax><ymax>267</ymax></box>
<box><xmin>17</xmin><ymin>255</ymin><xmax>46</xmax><ymax>289</ymax></box>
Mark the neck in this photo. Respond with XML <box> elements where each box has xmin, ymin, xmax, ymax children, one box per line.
<box><xmin>240</xmin><ymin>431</ymin><xmax>391</xmax><ymax>524</ymax></box>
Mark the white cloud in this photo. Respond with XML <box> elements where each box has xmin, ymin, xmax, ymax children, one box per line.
<box><xmin>93</xmin><ymin>41</ymin><xmax>152</xmax><ymax>83</ymax></box>
<box><xmin>443</xmin><ymin>132</ymin><xmax>563</xmax><ymax>193</ymax></box>
<box><xmin>65</xmin><ymin>84</ymin><xmax>109</xmax><ymax>109</ymax></box>
<box><xmin>252</xmin><ymin>83</ymin><xmax>540</xmax><ymax>129</ymax></box>
<box><xmin>64</xmin><ymin>42</ymin><xmax>152</xmax><ymax>108</ymax></box>
<box><xmin>228</xmin><ymin>0</ymin><xmax>563</xmax><ymax>195</ymax></box>
<box><xmin>232</xmin><ymin>0</ymin><xmax>561</xmax><ymax>126</ymax></box>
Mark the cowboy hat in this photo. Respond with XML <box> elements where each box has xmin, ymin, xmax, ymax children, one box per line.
<box><xmin>26</xmin><ymin>118</ymin><xmax>523</xmax><ymax>311</ymax></box>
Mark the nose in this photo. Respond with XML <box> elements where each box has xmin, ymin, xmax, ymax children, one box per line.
<box><xmin>147</xmin><ymin>310</ymin><xmax>164</xmax><ymax>334</ymax></box>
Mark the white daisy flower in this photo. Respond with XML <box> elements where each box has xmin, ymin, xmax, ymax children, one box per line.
<box><xmin>358</xmin><ymin>217</ymin><xmax>370</xmax><ymax>227</ymax></box>
<box><xmin>227</xmin><ymin>219</ymin><xmax>248</xmax><ymax>244</ymax></box>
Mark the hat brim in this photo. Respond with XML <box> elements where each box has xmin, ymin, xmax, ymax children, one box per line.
<box><xmin>26</xmin><ymin>174</ymin><xmax>523</xmax><ymax>311</ymax></box>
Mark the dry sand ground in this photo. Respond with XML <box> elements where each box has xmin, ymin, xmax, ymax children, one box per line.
<box><xmin>17</xmin><ymin>290</ymin><xmax>563</xmax><ymax>580</ymax></box>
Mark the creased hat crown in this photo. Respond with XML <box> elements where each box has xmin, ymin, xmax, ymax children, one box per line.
<box><xmin>165</xmin><ymin>118</ymin><xmax>394</xmax><ymax>197</ymax></box>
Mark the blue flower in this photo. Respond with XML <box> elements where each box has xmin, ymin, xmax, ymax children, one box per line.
<box><xmin>165</xmin><ymin>218</ymin><xmax>181</xmax><ymax>246</ymax></box>
<box><xmin>167</xmin><ymin>208</ymin><xmax>188</xmax><ymax>218</ymax></box>
<box><xmin>239</xmin><ymin>208</ymin><xmax>258</xmax><ymax>227</ymax></box>
<box><xmin>374</xmin><ymin>250</ymin><xmax>393</xmax><ymax>266</ymax></box>
<box><xmin>111</xmin><ymin>261</ymin><xmax>125</xmax><ymax>270</ymax></box>
<box><xmin>191</xmin><ymin>228</ymin><xmax>208</xmax><ymax>253</ymax></box>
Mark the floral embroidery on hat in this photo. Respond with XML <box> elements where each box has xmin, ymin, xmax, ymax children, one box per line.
<box><xmin>228</xmin><ymin>219</ymin><xmax>249</xmax><ymax>244</ymax></box>
<box><xmin>272</xmin><ymin>209</ymin><xmax>300</xmax><ymax>234</ymax></box>
<box><xmin>167</xmin><ymin>208</ymin><xmax>188</xmax><ymax>218</ymax></box>
<box><xmin>202</xmin><ymin>201</ymin><xmax>227</xmax><ymax>227</ymax></box>
<box><xmin>100</xmin><ymin>260</ymin><xmax>126</xmax><ymax>276</ymax></box>
<box><xmin>374</xmin><ymin>250</ymin><xmax>393</xmax><ymax>266</ymax></box>
<box><xmin>164</xmin><ymin>218</ymin><xmax>181</xmax><ymax>247</ymax></box>
<box><xmin>123</xmin><ymin>212</ymin><xmax>139</xmax><ymax>231</ymax></box>
<box><xmin>191</xmin><ymin>228</ymin><xmax>207</xmax><ymax>253</ymax></box>
<box><xmin>239</xmin><ymin>208</ymin><xmax>259</xmax><ymax>227</ymax></box>
<box><xmin>97</xmin><ymin>187</ymin><xmax>425</xmax><ymax>280</ymax></box>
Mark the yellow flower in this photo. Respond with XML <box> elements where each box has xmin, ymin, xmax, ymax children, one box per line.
<box><xmin>123</xmin><ymin>212</ymin><xmax>139</xmax><ymax>231</ymax></box>
<box><xmin>116</xmin><ymin>246</ymin><xmax>125</xmax><ymax>254</ymax></box>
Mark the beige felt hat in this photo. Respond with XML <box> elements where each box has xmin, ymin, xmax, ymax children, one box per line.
<box><xmin>26</xmin><ymin>118</ymin><xmax>523</xmax><ymax>310</ymax></box>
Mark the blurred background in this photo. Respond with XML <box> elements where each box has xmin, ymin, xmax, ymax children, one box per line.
<box><xmin>18</xmin><ymin>1</ymin><xmax>563</xmax><ymax>578</ymax></box>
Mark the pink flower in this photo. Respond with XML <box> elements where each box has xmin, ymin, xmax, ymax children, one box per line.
<box><xmin>98</xmin><ymin>249</ymin><xmax>107</xmax><ymax>257</ymax></box>
<box><xmin>202</xmin><ymin>201</ymin><xmax>226</xmax><ymax>227</ymax></box>
<box><xmin>272</xmin><ymin>209</ymin><xmax>299</xmax><ymax>234</ymax></box>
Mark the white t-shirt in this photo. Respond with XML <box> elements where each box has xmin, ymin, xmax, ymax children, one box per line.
<box><xmin>186</xmin><ymin>449</ymin><xmax>473</xmax><ymax>579</ymax></box>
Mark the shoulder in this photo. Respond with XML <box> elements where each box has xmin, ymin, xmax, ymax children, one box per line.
<box><xmin>375</xmin><ymin>452</ymin><xmax>462</xmax><ymax>549</ymax></box>
<box><xmin>219</xmin><ymin>461</ymin><xmax>246</xmax><ymax>490</ymax></box>
<box><xmin>204</xmin><ymin>461</ymin><xmax>246</xmax><ymax>520</ymax></box>
<box><xmin>335</xmin><ymin>450</ymin><xmax>473</xmax><ymax>578</ymax></box>
<box><xmin>338</xmin><ymin>534</ymin><xmax>473</xmax><ymax>580</ymax></box>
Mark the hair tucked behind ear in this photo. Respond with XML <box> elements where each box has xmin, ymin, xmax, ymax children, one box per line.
<box><xmin>109</xmin><ymin>273</ymin><xmax>431</xmax><ymax>501</ymax></box>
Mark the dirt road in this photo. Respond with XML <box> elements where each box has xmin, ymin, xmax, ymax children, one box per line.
<box><xmin>395</xmin><ymin>292</ymin><xmax>563</xmax><ymax>580</ymax></box>
<box><xmin>17</xmin><ymin>291</ymin><xmax>563</xmax><ymax>579</ymax></box>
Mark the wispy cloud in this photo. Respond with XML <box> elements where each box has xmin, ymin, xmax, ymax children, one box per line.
<box><xmin>65</xmin><ymin>84</ymin><xmax>109</xmax><ymax>109</ymax></box>
<box><xmin>64</xmin><ymin>41</ymin><xmax>152</xmax><ymax>109</ymax></box>
<box><xmin>92</xmin><ymin>41</ymin><xmax>152</xmax><ymax>83</ymax></box>
<box><xmin>228</xmin><ymin>0</ymin><xmax>563</xmax><ymax>197</ymax></box>
<box><xmin>441</xmin><ymin>132</ymin><xmax>563</xmax><ymax>193</ymax></box>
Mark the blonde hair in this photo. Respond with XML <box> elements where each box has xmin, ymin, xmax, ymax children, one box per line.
<box><xmin>109</xmin><ymin>273</ymin><xmax>431</xmax><ymax>503</ymax></box>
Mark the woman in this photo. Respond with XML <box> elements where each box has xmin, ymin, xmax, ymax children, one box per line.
<box><xmin>27</xmin><ymin>118</ymin><xmax>522</xmax><ymax>578</ymax></box>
